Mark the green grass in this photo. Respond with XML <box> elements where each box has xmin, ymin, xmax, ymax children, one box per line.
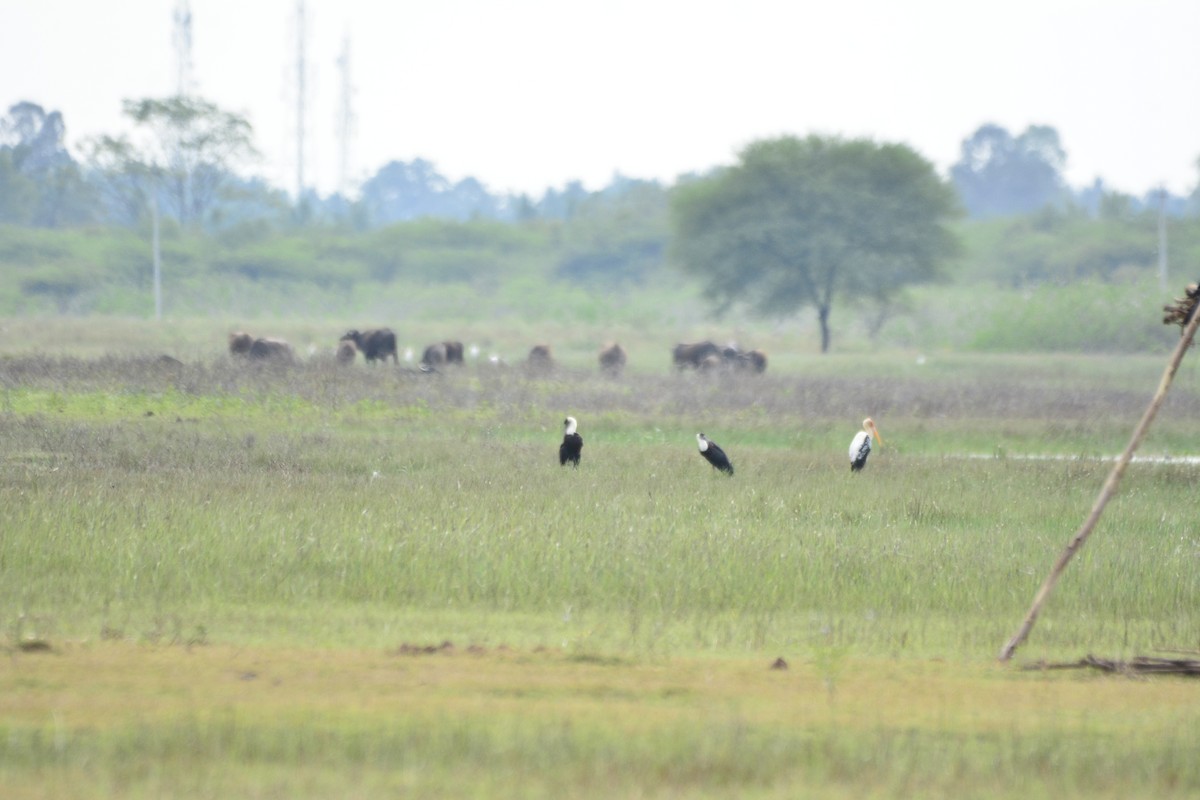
<box><xmin>4</xmin><ymin>338</ymin><xmax>1200</xmax><ymax>797</ymax></box>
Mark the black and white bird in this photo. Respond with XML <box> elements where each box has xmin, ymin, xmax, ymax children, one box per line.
<box><xmin>696</xmin><ymin>432</ymin><xmax>734</xmax><ymax>475</ymax></box>
<box><xmin>559</xmin><ymin>416</ymin><xmax>583</xmax><ymax>467</ymax></box>
<box><xmin>849</xmin><ymin>418</ymin><xmax>883</xmax><ymax>472</ymax></box>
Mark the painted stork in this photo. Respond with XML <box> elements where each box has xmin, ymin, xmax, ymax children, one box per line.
<box><xmin>849</xmin><ymin>418</ymin><xmax>883</xmax><ymax>472</ymax></box>
<box><xmin>697</xmin><ymin>432</ymin><xmax>734</xmax><ymax>475</ymax></box>
<box><xmin>559</xmin><ymin>416</ymin><xmax>583</xmax><ymax>467</ymax></box>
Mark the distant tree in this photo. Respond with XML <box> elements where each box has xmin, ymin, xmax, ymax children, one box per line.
<box><xmin>1</xmin><ymin>102</ymin><xmax>71</xmax><ymax>173</ymax></box>
<box><xmin>951</xmin><ymin>123</ymin><xmax>1068</xmax><ymax>218</ymax></box>
<box><xmin>359</xmin><ymin>159</ymin><xmax>505</xmax><ymax>223</ymax></box>
<box><xmin>555</xmin><ymin>178</ymin><xmax>668</xmax><ymax>285</ymax></box>
<box><xmin>0</xmin><ymin>101</ymin><xmax>97</xmax><ymax>227</ymax></box>
<box><xmin>85</xmin><ymin>95</ymin><xmax>257</xmax><ymax>227</ymax></box>
<box><xmin>0</xmin><ymin>150</ymin><xmax>37</xmax><ymax>224</ymax></box>
<box><xmin>535</xmin><ymin>180</ymin><xmax>590</xmax><ymax>220</ymax></box>
<box><xmin>670</xmin><ymin>135</ymin><xmax>961</xmax><ymax>352</ymax></box>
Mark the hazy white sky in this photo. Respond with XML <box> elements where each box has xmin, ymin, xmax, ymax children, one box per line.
<box><xmin>3</xmin><ymin>0</ymin><xmax>1198</xmax><ymax>198</ymax></box>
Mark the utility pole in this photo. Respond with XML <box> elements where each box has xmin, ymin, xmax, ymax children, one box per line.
<box><xmin>152</xmin><ymin>195</ymin><xmax>162</xmax><ymax>321</ymax></box>
<box><xmin>335</xmin><ymin>32</ymin><xmax>356</xmax><ymax>196</ymax></box>
<box><xmin>172</xmin><ymin>0</ymin><xmax>195</xmax><ymax>96</ymax></box>
<box><xmin>1158</xmin><ymin>187</ymin><xmax>1169</xmax><ymax>292</ymax></box>
<box><xmin>293</xmin><ymin>0</ymin><xmax>309</xmax><ymax>199</ymax></box>
<box><xmin>157</xmin><ymin>0</ymin><xmax>195</xmax><ymax>323</ymax></box>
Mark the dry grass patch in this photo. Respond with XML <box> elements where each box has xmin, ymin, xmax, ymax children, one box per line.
<box><xmin>3</xmin><ymin>641</ymin><xmax>1200</xmax><ymax>798</ymax></box>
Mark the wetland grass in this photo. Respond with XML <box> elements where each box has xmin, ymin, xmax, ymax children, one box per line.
<box><xmin>3</xmin><ymin>349</ymin><xmax>1200</xmax><ymax>796</ymax></box>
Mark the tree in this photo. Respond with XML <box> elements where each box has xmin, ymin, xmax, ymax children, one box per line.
<box><xmin>359</xmin><ymin>159</ymin><xmax>506</xmax><ymax>224</ymax></box>
<box><xmin>670</xmin><ymin>135</ymin><xmax>961</xmax><ymax>352</ymax></box>
<box><xmin>0</xmin><ymin>101</ymin><xmax>96</xmax><ymax>227</ymax></box>
<box><xmin>86</xmin><ymin>95</ymin><xmax>257</xmax><ymax>227</ymax></box>
<box><xmin>950</xmin><ymin>123</ymin><xmax>1068</xmax><ymax>218</ymax></box>
<box><xmin>554</xmin><ymin>178</ymin><xmax>669</xmax><ymax>285</ymax></box>
<box><xmin>0</xmin><ymin>150</ymin><xmax>37</xmax><ymax>224</ymax></box>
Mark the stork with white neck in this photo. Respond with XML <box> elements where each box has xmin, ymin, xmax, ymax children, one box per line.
<box><xmin>849</xmin><ymin>418</ymin><xmax>883</xmax><ymax>472</ymax></box>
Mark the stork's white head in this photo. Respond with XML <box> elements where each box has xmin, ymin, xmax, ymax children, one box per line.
<box><xmin>564</xmin><ymin>416</ymin><xmax>578</xmax><ymax>435</ymax></box>
<box><xmin>863</xmin><ymin>417</ymin><xmax>883</xmax><ymax>445</ymax></box>
<box><xmin>697</xmin><ymin>432</ymin><xmax>709</xmax><ymax>452</ymax></box>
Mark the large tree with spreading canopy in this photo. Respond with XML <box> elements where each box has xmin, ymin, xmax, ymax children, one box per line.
<box><xmin>670</xmin><ymin>135</ymin><xmax>961</xmax><ymax>352</ymax></box>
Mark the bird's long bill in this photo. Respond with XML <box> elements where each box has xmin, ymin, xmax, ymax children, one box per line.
<box><xmin>869</xmin><ymin>422</ymin><xmax>884</xmax><ymax>446</ymax></box>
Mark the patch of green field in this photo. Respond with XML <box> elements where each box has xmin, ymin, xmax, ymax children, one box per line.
<box><xmin>3</xmin><ymin>643</ymin><xmax>1200</xmax><ymax>799</ymax></box>
<box><xmin>3</xmin><ymin>343</ymin><xmax>1200</xmax><ymax>797</ymax></box>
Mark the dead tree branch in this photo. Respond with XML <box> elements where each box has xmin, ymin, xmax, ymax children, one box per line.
<box><xmin>999</xmin><ymin>287</ymin><xmax>1200</xmax><ymax>662</ymax></box>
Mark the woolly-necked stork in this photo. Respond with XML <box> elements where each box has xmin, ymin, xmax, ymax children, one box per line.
<box><xmin>697</xmin><ymin>432</ymin><xmax>734</xmax><ymax>475</ymax></box>
<box><xmin>559</xmin><ymin>416</ymin><xmax>583</xmax><ymax>467</ymax></box>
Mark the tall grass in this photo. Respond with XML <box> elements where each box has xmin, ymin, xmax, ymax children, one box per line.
<box><xmin>5</xmin><ymin>348</ymin><xmax>1200</xmax><ymax>797</ymax></box>
<box><xmin>4</xmin><ymin>354</ymin><xmax>1200</xmax><ymax>657</ymax></box>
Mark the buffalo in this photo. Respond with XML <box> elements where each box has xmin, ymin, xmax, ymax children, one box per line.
<box><xmin>230</xmin><ymin>331</ymin><xmax>293</xmax><ymax>362</ymax></box>
<box><xmin>335</xmin><ymin>339</ymin><xmax>357</xmax><ymax>365</ymax></box>
<box><xmin>737</xmin><ymin>348</ymin><xmax>768</xmax><ymax>373</ymax></box>
<box><xmin>340</xmin><ymin>328</ymin><xmax>398</xmax><ymax>364</ymax></box>
<box><xmin>443</xmin><ymin>341</ymin><xmax>464</xmax><ymax>364</ymax></box>
<box><xmin>248</xmin><ymin>337</ymin><xmax>295</xmax><ymax>361</ymax></box>
<box><xmin>228</xmin><ymin>331</ymin><xmax>254</xmax><ymax>356</ymax></box>
<box><xmin>598</xmin><ymin>342</ymin><xmax>627</xmax><ymax>376</ymax></box>
<box><xmin>420</xmin><ymin>340</ymin><xmax>464</xmax><ymax>370</ymax></box>
<box><xmin>672</xmin><ymin>340</ymin><xmax>721</xmax><ymax>370</ymax></box>
<box><xmin>527</xmin><ymin>344</ymin><xmax>555</xmax><ymax>373</ymax></box>
<box><xmin>420</xmin><ymin>342</ymin><xmax>448</xmax><ymax>369</ymax></box>
<box><xmin>721</xmin><ymin>345</ymin><xmax>768</xmax><ymax>373</ymax></box>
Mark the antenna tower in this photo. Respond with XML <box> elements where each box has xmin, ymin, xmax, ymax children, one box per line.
<box><xmin>292</xmin><ymin>0</ymin><xmax>310</xmax><ymax>198</ymax></box>
<box><xmin>172</xmin><ymin>0</ymin><xmax>195</xmax><ymax>95</ymax></box>
<box><xmin>335</xmin><ymin>33</ymin><xmax>357</xmax><ymax>196</ymax></box>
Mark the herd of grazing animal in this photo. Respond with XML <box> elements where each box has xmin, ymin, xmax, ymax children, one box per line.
<box><xmin>230</xmin><ymin>330</ymin><xmax>769</xmax><ymax>378</ymax></box>
<box><xmin>672</xmin><ymin>340</ymin><xmax>768</xmax><ymax>373</ymax></box>
<box><xmin>226</xmin><ymin>329</ymin><xmax>879</xmax><ymax>474</ymax></box>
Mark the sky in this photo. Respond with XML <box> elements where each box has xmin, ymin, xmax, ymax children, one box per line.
<box><xmin>3</xmin><ymin>0</ymin><xmax>1198</xmax><ymax>199</ymax></box>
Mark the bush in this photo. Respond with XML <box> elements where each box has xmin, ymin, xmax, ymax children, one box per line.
<box><xmin>969</xmin><ymin>278</ymin><xmax>1176</xmax><ymax>353</ymax></box>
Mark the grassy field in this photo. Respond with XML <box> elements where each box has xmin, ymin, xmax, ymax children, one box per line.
<box><xmin>3</xmin><ymin>323</ymin><xmax>1200</xmax><ymax>798</ymax></box>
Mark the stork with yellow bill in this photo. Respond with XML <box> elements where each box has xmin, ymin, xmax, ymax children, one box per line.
<box><xmin>849</xmin><ymin>418</ymin><xmax>883</xmax><ymax>472</ymax></box>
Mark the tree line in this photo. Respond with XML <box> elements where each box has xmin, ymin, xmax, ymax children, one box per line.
<box><xmin>2</xmin><ymin>95</ymin><xmax>1198</xmax><ymax>353</ymax></box>
<box><xmin>4</xmin><ymin>96</ymin><xmax>1195</xmax><ymax>232</ymax></box>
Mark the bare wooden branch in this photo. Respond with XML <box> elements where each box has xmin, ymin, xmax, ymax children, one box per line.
<box><xmin>1022</xmin><ymin>655</ymin><xmax>1200</xmax><ymax>676</ymax></box>
<box><xmin>998</xmin><ymin>299</ymin><xmax>1200</xmax><ymax>662</ymax></box>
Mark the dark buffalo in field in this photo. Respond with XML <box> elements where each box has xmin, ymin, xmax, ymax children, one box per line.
<box><xmin>417</xmin><ymin>341</ymin><xmax>454</xmax><ymax>368</ymax></box>
<box><xmin>672</xmin><ymin>340</ymin><xmax>721</xmax><ymax>370</ymax></box>
<box><xmin>720</xmin><ymin>346</ymin><xmax>768</xmax><ymax>373</ymax></box>
<box><xmin>249</xmin><ymin>337</ymin><xmax>295</xmax><ymax>361</ymax></box>
<box><xmin>420</xmin><ymin>342</ymin><xmax>447</xmax><ymax>369</ymax></box>
<box><xmin>737</xmin><ymin>348</ymin><xmax>768</xmax><ymax>373</ymax></box>
<box><xmin>340</xmin><ymin>328</ymin><xmax>398</xmax><ymax>364</ymax></box>
<box><xmin>598</xmin><ymin>342</ymin><xmax>627</xmax><ymax>376</ymax></box>
<box><xmin>443</xmin><ymin>340</ymin><xmax>464</xmax><ymax>364</ymax></box>
<box><xmin>230</xmin><ymin>331</ymin><xmax>293</xmax><ymax>362</ymax></box>
<box><xmin>420</xmin><ymin>340</ymin><xmax>464</xmax><ymax>369</ymax></box>
<box><xmin>228</xmin><ymin>331</ymin><xmax>254</xmax><ymax>356</ymax></box>
<box><xmin>527</xmin><ymin>344</ymin><xmax>555</xmax><ymax>373</ymax></box>
<box><xmin>335</xmin><ymin>339</ymin><xmax>357</xmax><ymax>365</ymax></box>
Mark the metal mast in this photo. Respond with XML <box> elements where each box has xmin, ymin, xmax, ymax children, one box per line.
<box><xmin>335</xmin><ymin>32</ymin><xmax>356</xmax><ymax>196</ymax></box>
<box><xmin>293</xmin><ymin>0</ymin><xmax>309</xmax><ymax>198</ymax></box>
<box><xmin>1158</xmin><ymin>187</ymin><xmax>1169</xmax><ymax>292</ymax></box>
<box><xmin>172</xmin><ymin>0</ymin><xmax>195</xmax><ymax>96</ymax></box>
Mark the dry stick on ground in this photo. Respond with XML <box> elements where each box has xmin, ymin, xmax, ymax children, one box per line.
<box><xmin>998</xmin><ymin>301</ymin><xmax>1200</xmax><ymax>663</ymax></box>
